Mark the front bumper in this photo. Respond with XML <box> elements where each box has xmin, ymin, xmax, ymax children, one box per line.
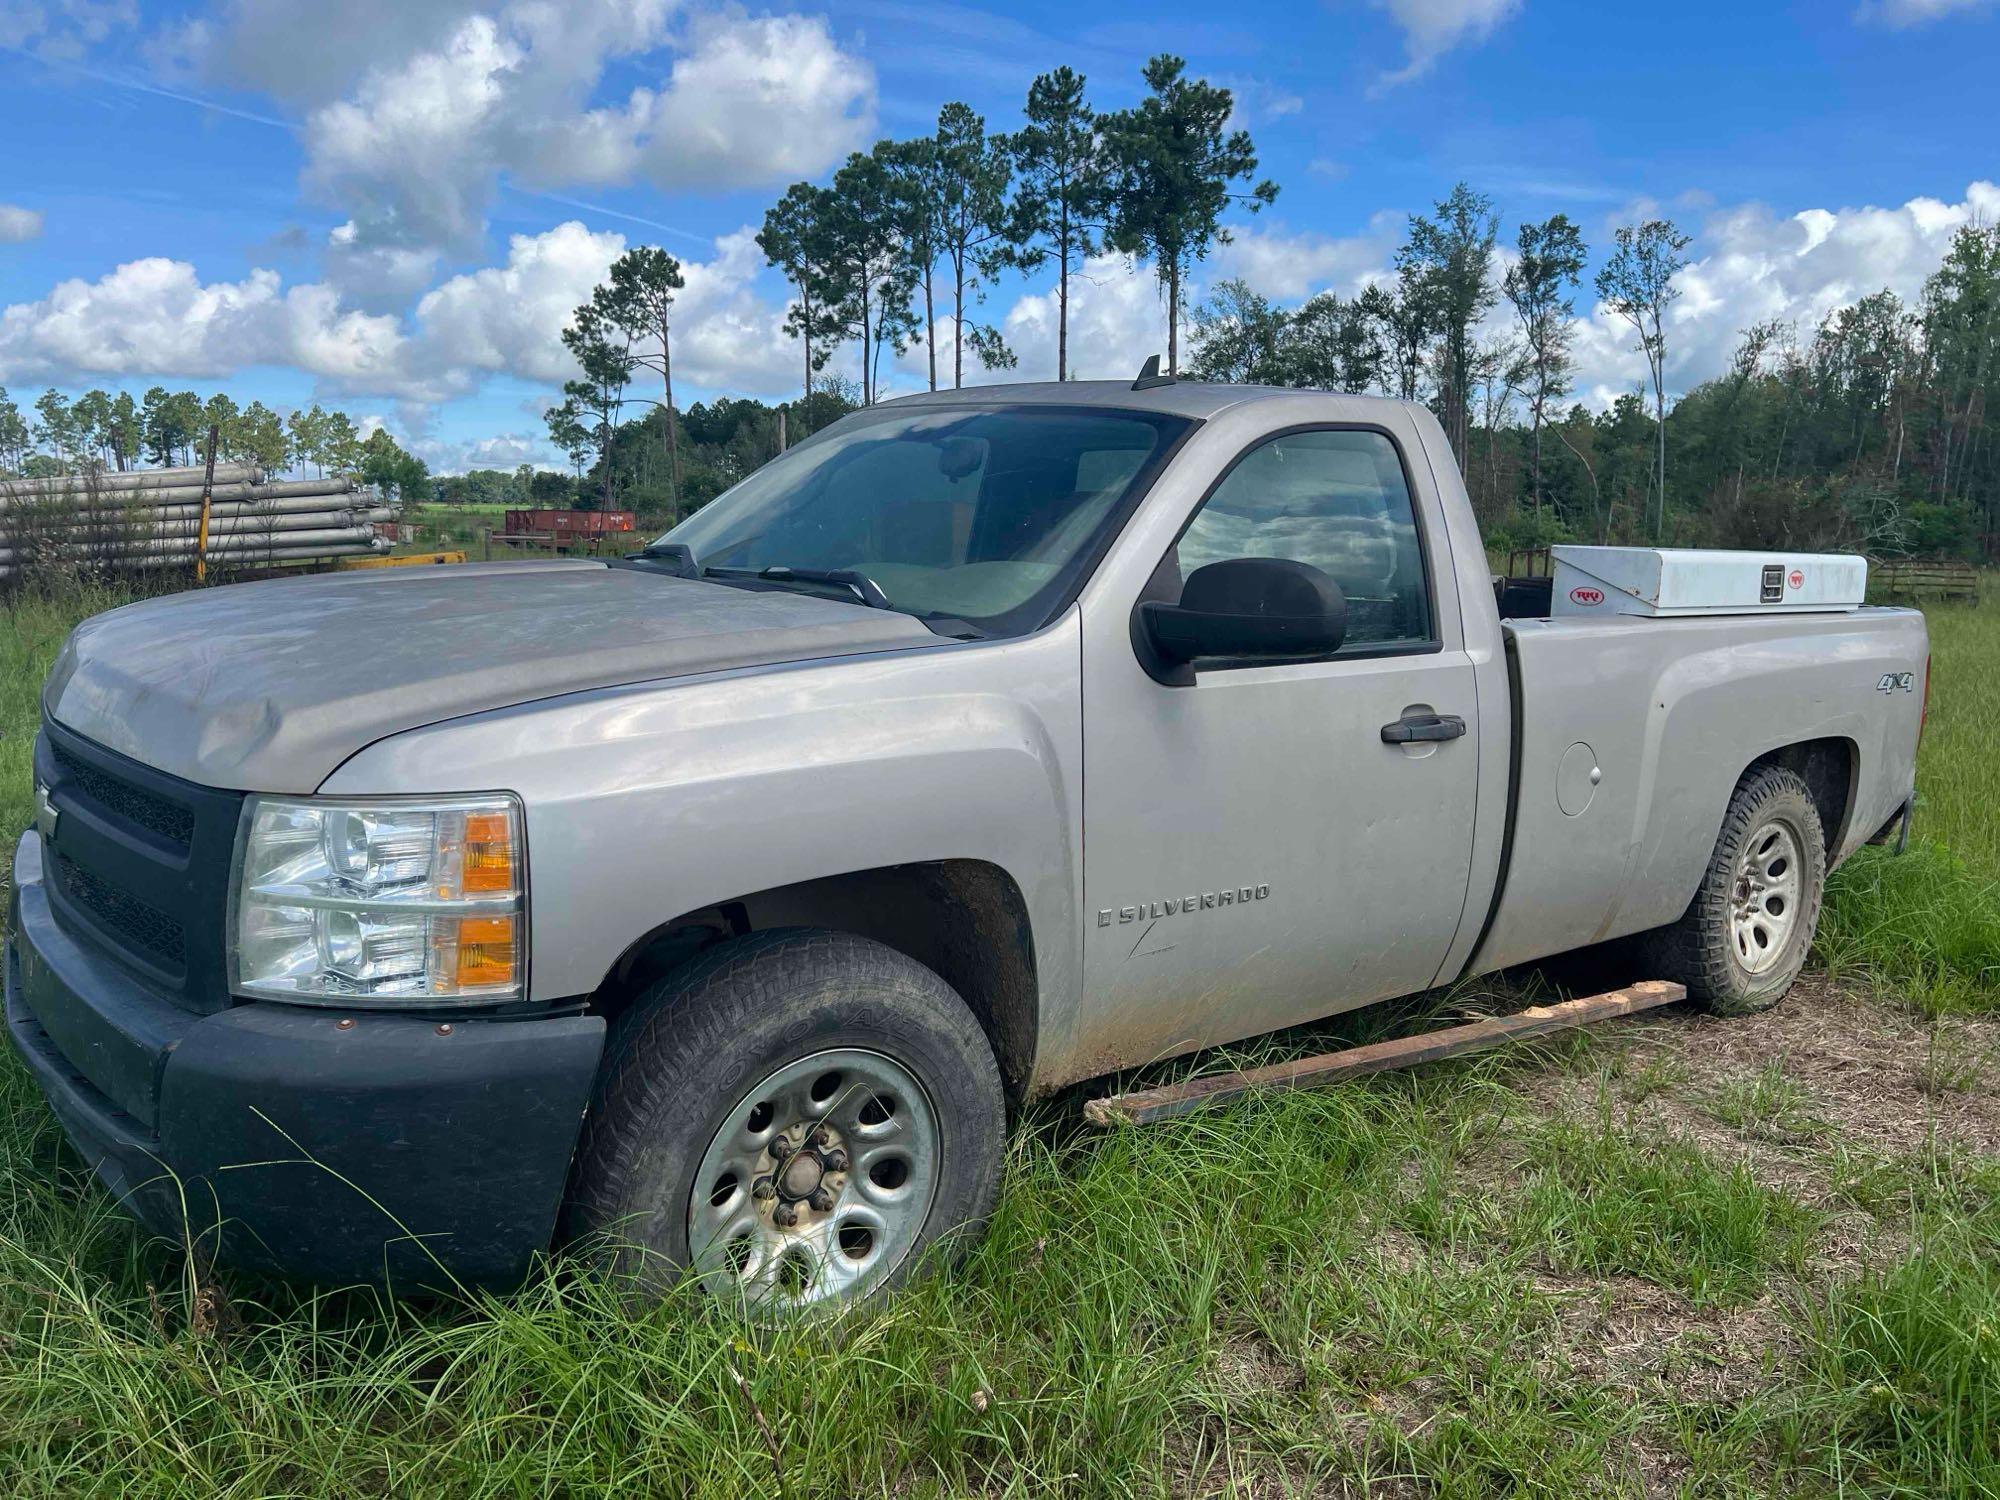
<box><xmin>6</xmin><ymin>830</ymin><xmax>605</xmax><ymax>1290</ymax></box>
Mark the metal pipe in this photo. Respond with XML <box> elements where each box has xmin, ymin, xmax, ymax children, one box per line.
<box><xmin>0</xmin><ymin>461</ymin><xmax>264</xmax><ymax>496</ymax></box>
<box><xmin>0</xmin><ymin>525</ymin><xmax>382</xmax><ymax>562</ymax></box>
<box><xmin>0</xmin><ymin>476</ymin><xmax>356</xmax><ymax>512</ymax></box>
<box><xmin>0</xmin><ymin>496</ymin><xmax>383</xmax><ymax>532</ymax></box>
<box><xmin>0</xmin><ymin>510</ymin><xmax>386</xmax><ymax>554</ymax></box>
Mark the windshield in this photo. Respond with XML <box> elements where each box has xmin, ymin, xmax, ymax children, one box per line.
<box><xmin>661</xmin><ymin>404</ymin><xmax>1191</xmax><ymax>635</ymax></box>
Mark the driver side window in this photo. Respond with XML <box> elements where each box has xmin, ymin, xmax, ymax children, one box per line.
<box><xmin>1172</xmin><ymin>428</ymin><xmax>1434</xmax><ymax>650</ymax></box>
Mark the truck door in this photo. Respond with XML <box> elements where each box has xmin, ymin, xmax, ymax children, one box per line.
<box><xmin>1078</xmin><ymin>422</ymin><xmax>1479</xmax><ymax>1065</ymax></box>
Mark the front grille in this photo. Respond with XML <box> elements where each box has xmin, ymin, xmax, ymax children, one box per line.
<box><xmin>56</xmin><ymin>854</ymin><xmax>187</xmax><ymax>968</ymax></box>
<box><xmin>51</xmin><ymin>740</ymin><xmax>195</xmax><ymax>847</ymax></box>
<box><xmin>38</xmin><ymin>720</ymin><xmax>242</xmax><ymax>1012</ymax></box>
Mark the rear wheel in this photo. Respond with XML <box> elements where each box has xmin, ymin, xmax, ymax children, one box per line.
<box><xmin>565</xmin><ymin>929</ymin><xmax>1005</xmax><ymax>1314</ymax></box>
<box><xmin>1646</xmin><ymin>765</ymin><xmax>1827</xmax><ymax>1017</ymax></box>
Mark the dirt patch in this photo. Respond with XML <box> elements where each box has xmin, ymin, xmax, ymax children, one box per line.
<box><xmin>1499</xmin><ymin>975</ymin><xmax>1998</xmax><ymax>1215</ymax></box>
<box><xmin>1533</xmin><ymin>1266</ymin><xmax>1794</xmax><ymax>1407</ymax></box>
<box><xmin>1634</xmin><ymin>975</ymin><xmax>2000</xmax><ymax>1156</ymax></box>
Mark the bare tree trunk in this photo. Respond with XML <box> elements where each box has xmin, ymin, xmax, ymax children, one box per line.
<box><xmin>953</xmin><ymin>253</ymin><xmax>965</xmax><ymax>389</ymax></box>
<box><xmin>1058</xmin><ymin>201</ymin><xmax>1071</xmax><ymax>382</ymax></box>
<box><xmin>1531</xmin><ymin>411</ymin><xmax>1543</xmax><ymax>520</ymax></box>
<box><xmin>1653</xmin><ymin>354</ymin><xmax>1668</xmax><ymax>540</ymax></box>
<box><xmin>860</xmin><ymin>276</ymin><xmax>874</xmax><ymax>404</ymax></box>
<box><xmin>1554</xmin><ymin>423</ymin><xmax>1602</xmax><ymax>543</ymax></box>
<box><xmin>924</xmin><ymin>267</ymin><xmax>937</xmax><ymax>392</ymax></box>
<box><xmin>662</xmin><ymin>315</ymin><xmax>682</xmax><ymax>512</ymax></box>
<box><xmin>802</xmin><ymin>289</ymin><xmax>814</xmax><ymax>409</ymax></box>
<box><xmin>1167</xmin><ymin>261</ymin><xmax>1180</xmax><ymax>376</ymax></box>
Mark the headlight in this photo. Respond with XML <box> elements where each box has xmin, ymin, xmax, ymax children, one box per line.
<box><xmin>229</xmin><ymin>794</ymin><xmax>527</xmax><ymax>1006</ymax></box>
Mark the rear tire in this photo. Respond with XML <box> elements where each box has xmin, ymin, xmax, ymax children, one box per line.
<box><xmin>1645</xmin><ymin>765</ymin><xmax>1827</xmax><ymax>1017</ymax></box>
<box><xmin>564</xmin><ymin>929</ymin><xmax>1006</xmax><ymax>1313</ymax></box>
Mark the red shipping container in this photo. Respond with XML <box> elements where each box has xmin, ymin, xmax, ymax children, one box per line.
<box><xmin>503</xmin><ymin>509</ymin><xmax>637</xmax><ymax>537</ymax></box>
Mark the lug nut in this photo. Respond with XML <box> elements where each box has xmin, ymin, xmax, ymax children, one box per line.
<box><xmin>806</xmin><ymin>1127</ymin><xmax>830</xmax><ymax>1150</ymax></box>
<box><xmin>807</xmin><ymin>1186</ymin><xmax>836</xmax><ymax>1213</ymax></box>
<box><xmin>822</xmin><ymin>1148</ymin><xmax>849</xmax><ymax>1173</ymax></box>
<box><xmin>751</xmin><ymin>1176</ymin><xmax>776</xmax><ymax>1202</ymax></box>
<box><xmin>772</xmin><ymin>1202</ymin><xmax>799</xmax><ymax>1228</ymax></box>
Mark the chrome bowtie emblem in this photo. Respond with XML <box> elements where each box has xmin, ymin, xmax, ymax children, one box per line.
<box><xmin>34</xmin><ymin>782</ymin><xmax>59</xmax><ymax>843</ymax></box>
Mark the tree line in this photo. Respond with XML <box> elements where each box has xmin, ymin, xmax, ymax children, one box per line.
<box><xmin>550</xmin><ymin>54</ymin><xmax>1274</xmax><ymax>515</ymax></box>
<box><xmin>1185</xmin><ymin>190</ymin><xmax>2000</xmax><ymax>556</ymax></box>
<box><xmin>548</xmin><ymin>49</ymin><xmax>1998</xmax><ymax>558</ymax></box>
<box><xmin>0</xmin><ymin>384</ymin><xmax>432</xmax><ymax>499</ymax></box>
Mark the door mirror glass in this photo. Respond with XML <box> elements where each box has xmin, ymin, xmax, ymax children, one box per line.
<box><xmin>1139</xmin><ymin>557</ymin><xmax>1347</xmax><ymax>674</ymax></box>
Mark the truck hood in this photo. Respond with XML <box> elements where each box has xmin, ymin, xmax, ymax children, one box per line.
<box><xmin>45</xmin><ymin>560</ymin><xmax>943</xmax><ymax>793</ymax></box>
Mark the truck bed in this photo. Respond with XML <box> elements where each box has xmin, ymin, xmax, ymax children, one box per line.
<box><xmin>1466</xmin><ymin>607</ymin><xmax>1927</xmax><ymax>977</ymax></box>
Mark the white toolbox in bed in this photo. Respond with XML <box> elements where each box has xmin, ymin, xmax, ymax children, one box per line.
<box><xmin>1549</xmin><ymin>546</ymin><xmax>1867</xmax><ymax>618</ymax></box>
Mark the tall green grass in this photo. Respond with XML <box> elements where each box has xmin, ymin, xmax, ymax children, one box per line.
<box><xmin>1817</xmin><ymin>592</ymin><xmax>2000</xmax><ymax>1014</ymax></box>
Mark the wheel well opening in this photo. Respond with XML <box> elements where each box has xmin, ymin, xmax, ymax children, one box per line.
<box><xmin>596</xmin><ymin>860</ymin><xmax>1039</xmax><ymax>1107</ymax></box>
<box><xmin>1749</xmin><ymin>737</ymin><xmax>1856</xmax><ymax>859</ymax></box>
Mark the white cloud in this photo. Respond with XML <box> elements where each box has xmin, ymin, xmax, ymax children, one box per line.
<box><xmin>1370</xmin><ymin>0</ymin><xmax>1520</xmax><ymax>87</ymax></box>
<box><xmin>0</xmin><ymin>220</ymin><xmax>806</xmax><ymax>407</ymax></box>
<box><xmin>5</xmin><ymin>0</ymin><xmax>138</xmax><ymax>61</ymax></box>
<box><xmin>0</xmin><ymin>204</ymin><xmax>45</xmax><ymax>243</ymax></box>
<box><xmin>163</xmin><ymin>0</ymin><xmax>477</xmax><ymax>103</ymax></box>
<box><xmin>1220</xmin><ymin>76</ymin><xmax>1305</xmax><ymax>132</ymax></box>
<box><xmin>400</xmin><ymin>221</ymin><xmax>800</xmax><ymax>400</ymax></box>
<box><xmin>1858</xmin><ymin>0</ymin><xmax>1993</xmax><ymax>23</ymax></box>
<box><xmin>1215</xmin><ymin>214</ymin><xmax>1404</xmax><ymax>301</ymax></box>
<box><xmin>525</xmin><ymin>12</ymin><xmax>876</xmax><ymax>195</ymax></box>
<box><xmin>0</xmin><ymin>257</ymin><xmax>406</xmax><ymax>388</ymax></box>
<box><xmin>1572</xmin><ymin>181</ymin><xmax>2000</xmax><ymax>406</ymax></box>
<box><xmin>409</xmin><ymin>221</ymin><xmax>629</xmax><ymax>387</ymax></box>
<box><xmin>289</xmin><ymin>1</ymin><xmax>871</xmax><ymax>259</ymax></box>
<box><xmin>1002</xmin><ymin>255</ymin><xmax>1173</xmax><ymax>383</ymax></box>
<box><xmin>323</xmin><ymin>223</ymin><xmax>444</xmax><ymax>311</ymax></box>
<box><xmin>415</xmin><ymin>431</ymin><xmax>551</xmax><ymax>472</ymax></box>
<box><xmin>975</xmin><ymin>221</ymin><xmax>1407</xmax><ymax>388</ymax></box>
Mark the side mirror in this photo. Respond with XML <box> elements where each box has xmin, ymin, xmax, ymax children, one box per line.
<box><xmin>1136</xmin><ymin>557</ymin><xmax>1346</xmax><ymax>683</ymax></box>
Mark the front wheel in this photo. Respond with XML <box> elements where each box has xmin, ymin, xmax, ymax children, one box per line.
<box><xmin>1645</xmin><ymin>765</ymin><xmax>1828</xmax><ymax>1017</ymax></box>
<box><xmin>564</xmin><ymin>929</ymin><xmax>1006</xmax><ymax>1314</ymax></box>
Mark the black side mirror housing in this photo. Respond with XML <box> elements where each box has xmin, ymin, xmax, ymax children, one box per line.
<box><xmin>1136</xmin><ymin>556</ymin><xmax>1347</xmax><ymax>684</ymax></box>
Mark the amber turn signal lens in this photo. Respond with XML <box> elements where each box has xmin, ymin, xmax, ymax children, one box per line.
<box><xmin>460</xmin><ymin>811</ymin><xmax>516</xmax><ymax>893</ymax></box>
<box><xmin>454</xmin><ymin>915</ymin><xmax>517</xmax><ymax>989</ymax></box>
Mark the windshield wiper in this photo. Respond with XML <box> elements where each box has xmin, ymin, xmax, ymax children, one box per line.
<box><xmin>703</xmin><ymin>564</ymin><xmax>892</xmax><ymax>610</ymax></box>
<box><xmin>620</xmin><ymin>541</ymin><xmax>699</xmax><ymax>577</ymax></box>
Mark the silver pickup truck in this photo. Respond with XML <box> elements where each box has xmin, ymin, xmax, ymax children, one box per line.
<box><xmin>8</xmin><ymin>378</ymin><xmax>1927</xmax><ymax>1311</ymax></box>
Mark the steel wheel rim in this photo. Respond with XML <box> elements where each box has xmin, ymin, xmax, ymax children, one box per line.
<box><xmin>686</xmin><ymin>1047</ymin><xmax>940</xmax><ymax>1313</ymax></box>
<box><xmin>1730</xmin><ymin>819</ymin><xmax>1804</xmax><ymax>976</ymax></box>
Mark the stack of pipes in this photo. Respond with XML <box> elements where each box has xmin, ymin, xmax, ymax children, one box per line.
<box><xmin>0</xmin><ymin>461</ymin><xmax>399</xmax><ymax>577</ymax></box>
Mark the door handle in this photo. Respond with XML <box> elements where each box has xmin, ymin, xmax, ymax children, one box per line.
<box><xmin>1381</xmin><ymin>711</ymin><xmax>1468</xmax><ymax>744</ymax></box>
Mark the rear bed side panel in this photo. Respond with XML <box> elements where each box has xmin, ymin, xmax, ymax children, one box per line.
<box><xmin>1467</xmin><ymin>606</ymin><xmax>1926</xmax><ymax>977</ymax></box>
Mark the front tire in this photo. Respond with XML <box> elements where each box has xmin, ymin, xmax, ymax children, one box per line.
<box><xmin>1646</xmin><ymin>765</ymin><xmax>1827</xmax><ymax>1017</ymax></box>
<box><xmin>564</xmin><ymin>929</ymin><xmax>1006</xmax><ymax>1313</ymax></box>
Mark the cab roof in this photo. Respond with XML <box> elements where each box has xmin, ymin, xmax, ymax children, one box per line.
<box><xmin>877</xmin><ymin>378</ymin><xmax>1408</xmax><ymax>423</ymax></box>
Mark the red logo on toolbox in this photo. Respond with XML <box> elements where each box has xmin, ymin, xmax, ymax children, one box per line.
<box><xmin>1568</xmin><ymin>586</ymin><xmax>1605</xmax><ymax>606</ymax></box>
<box><xmin>1787</xmin><ymin>569</ymin><xmax>1805</xmax><ymax>589</ymax></box>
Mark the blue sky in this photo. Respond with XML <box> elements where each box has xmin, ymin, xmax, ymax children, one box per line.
<box><xmin>0</xmin><ymin>0</ymin><xmax>1994</xmax><ymax>471</ymax></box>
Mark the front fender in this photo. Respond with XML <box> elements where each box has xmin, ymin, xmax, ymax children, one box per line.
<box><xmin>318</xmin><ymin>614</ymin><xmax>1085</xmax><ymax>1068</ymax></box>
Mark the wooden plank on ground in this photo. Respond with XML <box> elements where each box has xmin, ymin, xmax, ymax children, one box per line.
<box><xmin>1083</xmin><ymin>979</ymin><xmax>1688</xmax><ymax>1127</ymax></box>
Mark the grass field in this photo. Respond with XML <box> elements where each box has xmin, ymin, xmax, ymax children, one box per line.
<box><xmin>1</xmin><ymin>579</ymin><xmax>1996</xmax><ymax>1496</ymax></box>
